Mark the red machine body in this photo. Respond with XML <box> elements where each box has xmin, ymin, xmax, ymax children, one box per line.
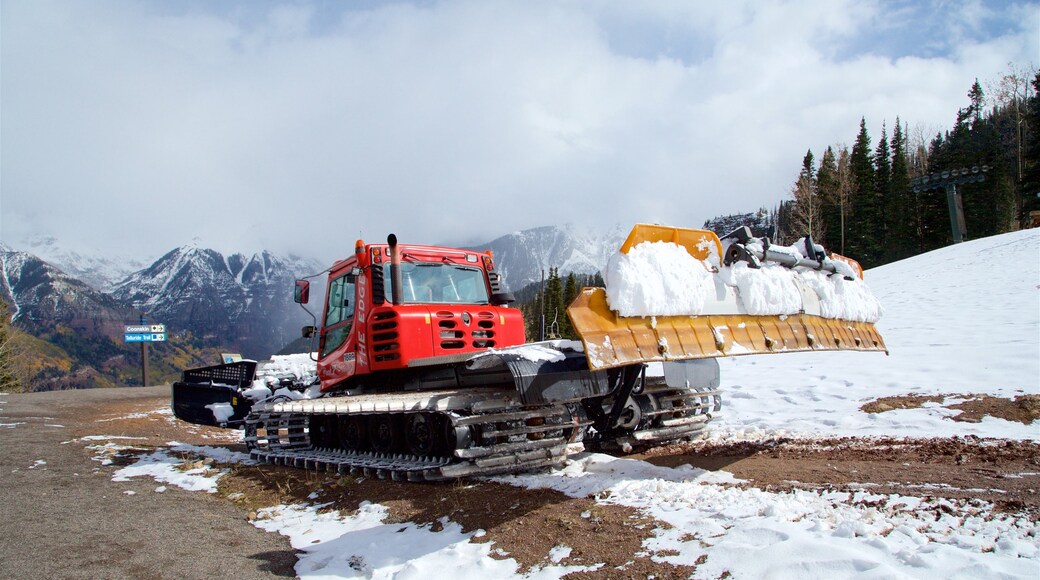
<box><xmin>309</xmin><ymin>240</ymin><xmax>526</xmax><ymax>392</ymax></box>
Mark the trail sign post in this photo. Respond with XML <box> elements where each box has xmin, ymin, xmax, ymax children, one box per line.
<box><xmin>124</xmin><ymin>317</ymin><xmax>165</xmax><ymax>386</ymax></box>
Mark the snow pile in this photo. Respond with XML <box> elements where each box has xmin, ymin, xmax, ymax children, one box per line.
<box><xmin>205</xmin><ymin>402</ymin><xmax>235</xmax><ymax>424</ymax></box>
<box><xmin>240</xmin><ymin>353</ymin><xmax>322</xmax><ymax>402</ymax></box>
<box><xmin>500</xmin><ymin>452</ymin><xmax>1039</xmax><ymax>578</ymax></box>
<box><xmin>471</xmin><ymin>340</ymin><xmax>585</xmax><ymax>366</ymax></box>
<box><xmin>603</xmin><ymin>239</ymin><xmax>882</xmax><ymax>322</ymax></box>
<box><xmin>718</xmin><ymin>228</ymin><xmax>1039</xmax><ymax>440</ymax></box>
<box><xmin>256</xmin><ymin>353</ymin><xmax>318</xmax><ymax>384</ymax></box>
<box><xmin>799</xmin><ymin>268</ymin><xmax>884</xmax><ymax>321</ymax></box>
<box><xmin>717</xmin><ymin>261</ymin><xmax>802</xmax><ymax>315</ymax></box>
<box><xmin>604</xmin><ymin>241</ymin><xmax>715</xmax><ymax>317</ymax></box>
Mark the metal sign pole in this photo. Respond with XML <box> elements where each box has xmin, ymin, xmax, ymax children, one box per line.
<box><xmin>123</xmin><ymin>320</ymin><xmax>165</xmax><ymax>387</ymax></box>
<box><xmin>140</xmin><ymin>314</ymin><xmax>149</xmax><ymax>387</ymax></box>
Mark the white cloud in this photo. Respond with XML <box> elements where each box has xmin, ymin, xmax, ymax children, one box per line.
<box><xmin>1</xmin><ymin>0</ymin><xmax>1035</xmax><ymax>264</ymax></box>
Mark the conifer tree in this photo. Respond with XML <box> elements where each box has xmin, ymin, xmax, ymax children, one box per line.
<box><xmin>968</xmin><ymin>79</ymin><xmax>985</xmax><ymax>125</ymax></box>
<box><xmin>919</xmin><ymin>132</ymin><xmax>953</xmax><ymax>250</ymax></box>
<box><xmin>848</xmin><ymin>119</ymin><xmax>879</xmax><ymax>265</ymax></box>
<box><xmin>561</xmin><ymin>273</ymin><xmax>579</xmax><ymax>339</ymax></box>
<box><xmin>788</xmin><ymin>149</ymin><xmax>825</xmax><ymax>242</ymax></box>
<box><xmin>543</xmin><ymin>268</ymin><xmax>564</xmax><ymax>339</ymax></box>
<box><xmin>875</xmin><ymin>123</ymin><xmax>893</xmax><ymax>257</ymax></box>
<box><xmin>816</xmin><ymin>146</ymin><xmax>841</xmax><ymax>251</ymax></box>
<box><xmin>888</xmin><ymin>119</ymin><xmax>914</xmax><ymax>260</ymax></box>
<box><xmin>0</xmin><ymin>300</ymin><xmax>22</xmax><ymax>392</ymax></box>
<box><xmin>834</xmin><ymin>147</ymin><xmax>855</xmax><ymax>255</ymax></box>
<box><xmin>1020</xmin><ymin>70</ymin><xmax>1040</xmax><ymax>220</ymax></box>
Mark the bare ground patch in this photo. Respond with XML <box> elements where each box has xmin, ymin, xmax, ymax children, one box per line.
<box><xmin>948</xmin><ymin>395</ymin><xmax>1040</xmax><ymax>424</ymax></box>
<box><xmin>638</xmin><ymin>436</ymin><xmax>1040</xmax><ymax>517</ymax></box>
<box><xmin>860</xmin><ymin>393</ymin><xmax>1040</xmax><ymax>425</ymax></box>
<box><xmin>860</xmin><ymin>394</ymin><xmax>944</xmax><ymax>414</ymax></box>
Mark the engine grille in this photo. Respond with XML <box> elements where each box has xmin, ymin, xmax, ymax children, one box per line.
<box><xmin>436</xmin><ymin>310</ymin><xmax>497</xmax><ymax>350</ymax></box>
<box><xmin>372</xmin><ymin>311</ymin><xmax>400</xmax><ymax>361</ymax></box>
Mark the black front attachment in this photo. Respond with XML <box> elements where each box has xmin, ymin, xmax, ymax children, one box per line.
<box><xmin>171</xmin><ymin>361</ymin><xmax>258</xmax><ymax>428</ymax></box>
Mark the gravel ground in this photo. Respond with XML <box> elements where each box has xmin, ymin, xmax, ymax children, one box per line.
<box><xmin>0</xmin><ymin>386</ymin><xmax>297</xmax><ymax>580</ymax></box>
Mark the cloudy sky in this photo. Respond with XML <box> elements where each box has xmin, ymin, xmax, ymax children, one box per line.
<box><xmin>1</xmin><ymin>0</ymin><xmax>1036</xmax><ymax>264</ymax></box>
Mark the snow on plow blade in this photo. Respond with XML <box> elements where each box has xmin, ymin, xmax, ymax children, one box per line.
<box><xmin>568</xmin><ymin>224</ymin><xmax>887</xmax><ymax>371</ymax></box>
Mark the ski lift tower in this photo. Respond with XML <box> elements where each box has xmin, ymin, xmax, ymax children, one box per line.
<box><xmin>910</xmin><ymin>165</ymin><xmax>989</xmax><ymax>244</ymax></box>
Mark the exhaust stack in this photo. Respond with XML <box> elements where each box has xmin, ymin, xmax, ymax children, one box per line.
<box><xmin>388</xmin><ymin>234</ymin><xmax>403</xmax><ymax>305</ymax></box>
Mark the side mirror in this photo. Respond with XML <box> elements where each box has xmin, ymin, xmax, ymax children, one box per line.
<box><xmin>294</xmin><ymin>280</ymin><xmax>310</xmax><ymax>304</ymax></box>
<box><xmin>490</xmin><ymin>292</ymin><xmax>516</xmax><ymax>306</ymax></box>
<box><xmin>301</xmin><ymin>325</ymin><xmax>316</xmax><ymax>339</ymax></box>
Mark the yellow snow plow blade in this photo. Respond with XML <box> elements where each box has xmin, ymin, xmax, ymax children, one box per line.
<box><xmin>569</xmin><ymin>223</ymin><xmax>886</xmax><ymax>371</ymax></box>
<box><xmin>569</xmin><ymin>288</ymin><xmax>887</xmax><ymax>371</ymax></box>
<box><xmin>619</xmin><ymin>223</ymin><xmax>723</xmax><ymax>261</ymax></box>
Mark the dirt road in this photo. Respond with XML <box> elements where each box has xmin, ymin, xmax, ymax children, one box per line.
<box><xmin>0</xmin><ymin>387</ymin><xmax>296</xmax><ymax>580</ymax></box>
<box><xmin>1</xmin><ymin>387</ymin><xmax>1036</xmax><ymax>579</ymax></box>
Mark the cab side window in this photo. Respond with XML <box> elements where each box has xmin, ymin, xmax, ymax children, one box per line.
<box><xmin>321</xmin><ymin>273</ymin><xmax>356</xmax><ymax>357</ymax></box>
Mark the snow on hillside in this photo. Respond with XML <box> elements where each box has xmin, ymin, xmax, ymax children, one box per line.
<box><xmin>103</xmin><ymin>229</ymin><xmax>1039</xmax><ymax>579</ymax></box>
<box><xmin>12</xmin><ymin>235</ymin><xmax>146</xmax><ymax>291</ymax></box>
<box><xmin>717</xmin><ymin>227</ymin><xmax>1039</xmax><ymax>441</ymax></box>
<box><xmin>468</xmin><ymin>223</ymin><xmax>629</xmax><ymax>290</ymax></box>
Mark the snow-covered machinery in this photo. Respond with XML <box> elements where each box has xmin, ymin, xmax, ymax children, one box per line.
<box><xmin>172</xmin><ymin>225</ymin><xmax>886</xmax><ymax>481</ymax></box>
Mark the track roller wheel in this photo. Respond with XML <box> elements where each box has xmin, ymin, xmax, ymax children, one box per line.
<box><xmin>405</xmin><ymin>413</ymin><xmax>443</xmax><ymax>456</ymax></box>
<box><xmin>338</xmin><ymin>416</ymin><xmax>368</xmax><ymax>451</ymax></box>
<box><xmin>309</xmin><ymin>416</ymin><xmax>338</xmax><ymax>447</ymax></box>
<box><xmin>368</xmin><ymin>414</ymin><xmax>402</xmax><ymax>453</ymax></box>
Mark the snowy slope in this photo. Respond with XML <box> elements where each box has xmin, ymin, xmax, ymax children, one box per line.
<box><xmin>716</xmin><ymin>227</ymin><xmax>1039</xmax><ymax>441</ymax></box>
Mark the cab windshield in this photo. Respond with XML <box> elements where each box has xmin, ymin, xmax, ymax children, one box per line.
<box><xmin>384</xmin><ymin>262</ymin><xmax>490</xmax><ymax>305</ymax></box>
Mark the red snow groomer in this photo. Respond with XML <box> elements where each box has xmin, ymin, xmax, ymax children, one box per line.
<box><xmin>173</xmin><ymin>225</ymin><xmax>886</xmax><ymax>481</ymax></box>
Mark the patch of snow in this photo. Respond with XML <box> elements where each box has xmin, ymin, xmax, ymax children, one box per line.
<box><xmin>206</xmin><ymin>402</ymin><xmax>235</xmax><ymax>424</ymax></box>
<box><xmin>498</xmin><ymin>453</ymin><xmax>1039</xmax><ymax>578</ymax></box>
<box><xmin>112</xmin><ymin>448</ymin><xmax>226</xmax><ymax>493</ymax></box>
<box><xmin>548</xmin><ymin>545</ymin><xmax>571</xmax><ymax>564</ymax></box>
<box><xmin>67</xmin><ymin>435</ymin><xmax>150</xmax><ymax>443</ymax></box>
<box><xmin>252</xmin><ymin>501</ymin><xmax>602</xmax><ymax>579</ymax></box>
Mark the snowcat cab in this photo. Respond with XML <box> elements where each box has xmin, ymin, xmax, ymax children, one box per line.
<box><xmin>301</xmin><ymin>234</ymin><xmax>525</xmax><ymax>391</ymax></box>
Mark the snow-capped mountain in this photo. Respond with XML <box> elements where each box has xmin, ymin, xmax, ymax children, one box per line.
<box><xmin>702</xmin><ymin>209</ymin><xmax>777</xmax><ymax>238</ymax></box>
<box><xmin>113</xmin><ymin>243</ymin><xmax>324</xmax><ymax>358</ymax></box>
<box><xmin>465</xmin><ymin>223</ymin><xmax>630</xmax><ymax>290</ymax></box>
<box><xmin>15</xmin><ymin>235</ymin><xmax>146</xmax><ymax>292</ymax></box>
<box><xmin>0</xmin><ymin>247</ymin><xmax>130</xmax><ymax>336</ymax></box>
